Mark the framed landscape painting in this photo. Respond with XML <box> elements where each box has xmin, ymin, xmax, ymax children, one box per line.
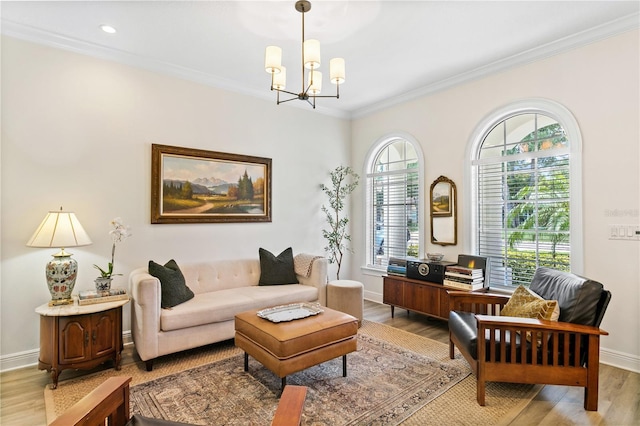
<box><xmin>151</xmin><ymin>144</ymin><xmax>272</xmax><ymax>224</ymax></box>
<box><xmin>431</xmin><ymin>178</ymin><xmax>452</xmax><ymax>217</ymax></box>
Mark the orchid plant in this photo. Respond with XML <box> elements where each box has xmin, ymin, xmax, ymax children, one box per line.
<box><xmin>94</xmin><ymin>217</ymin><xmax>132</xmax><ymax>278</ymax></box>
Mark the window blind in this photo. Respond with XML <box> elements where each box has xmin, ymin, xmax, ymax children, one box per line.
<box><xmin>474</xmin><ymin>114</ymin><xmax>571</xmax><ymax>287</ymax></box>
<box><xmin>367</xmin><ymin>140</ymin><xmax>420</xmax><ymax>267</ymax></box>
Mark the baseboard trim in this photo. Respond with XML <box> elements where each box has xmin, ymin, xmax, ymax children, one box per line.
<box><xmin>0</xmin><ymin>330</ymin><xmax>133</xmax><ymax>373</ymax></box>
<box><xmin>600</xmin><ymin>347</ymin><xmax>640</xmax><ymax>373</ymax></box>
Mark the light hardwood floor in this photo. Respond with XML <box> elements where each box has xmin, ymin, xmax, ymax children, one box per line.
<box><xmin>1</xmin><ymin>300</ymin><xmax>638</xmax><ymax>425</ymax></box>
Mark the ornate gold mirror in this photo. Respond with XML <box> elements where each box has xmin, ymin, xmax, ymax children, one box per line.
<box><xmin>430</xmin><ymin>175</ymin><xmax>457</xmax><ymax>246</ymax></box>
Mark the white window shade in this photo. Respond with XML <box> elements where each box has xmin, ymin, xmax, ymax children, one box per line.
<box><xmin>474</xmin><ymin>113</ymin><xmax>572</xmax><ymax>288</ymax></box>
<box><xmin>367</xmin><ymin>138</ymin><xmax>420</xmax><ymax>267</ymax></box>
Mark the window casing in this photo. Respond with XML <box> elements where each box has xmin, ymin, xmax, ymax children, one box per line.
<box><xmin>365</xmin><ymin>136</ymin><xmax>423</xmax><ymax>268</ymax></box>
<box><xmin>468</xmin><ymin>101</ymin><xmax>583</xmax><ymax>288</ymax></box>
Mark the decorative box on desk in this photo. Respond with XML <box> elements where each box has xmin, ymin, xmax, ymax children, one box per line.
<box><xmin>35</xmin><ymin>298</ymin><xmax>129</xmax><ymax>389</ymax></box>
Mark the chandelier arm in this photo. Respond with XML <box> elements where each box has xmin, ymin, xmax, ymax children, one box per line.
<box><xmin>278</xmin><ymin>96</ymin><xmax>303</xmax><ymax>105</ymax></box>
<box><xmin>307</xmin><ymin>98</ymin><xmax>315</xmax><ymax>109</ymax></box>
<box><xmin>274</xmin><ymin>88</ymin><xmax>301</xmax><ymax>97</ymax></box>
<box><xmin>301</xmin><ymin>3</ymin><xmax>306</xmax><ymax>95</ymax></box>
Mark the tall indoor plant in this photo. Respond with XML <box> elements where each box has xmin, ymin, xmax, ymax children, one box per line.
<box><xmin>320</xmin><ymin>166</ymin><xmax>359</xmax><ymax>280</ymax></box>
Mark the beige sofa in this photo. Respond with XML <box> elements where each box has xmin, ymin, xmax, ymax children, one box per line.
<box><xmin>129</xmin><ymin>254</ymin><xmax>328</xmax><ymax>371</ymax></box>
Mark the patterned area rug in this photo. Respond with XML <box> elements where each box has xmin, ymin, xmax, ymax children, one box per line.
<box><xmin>130</xmin><ymin>334</ymin><xmax>465</xmax><ymax>425</ymax></box>
<box><xmin>45</xmin><ymin>320</ymin><xmax>542</xmax><ymax>425</ymax></box>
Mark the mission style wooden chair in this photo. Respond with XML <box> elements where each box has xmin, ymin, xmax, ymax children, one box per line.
<box><xmin>448</xmin><ymin>267</ymin><xmax>611</xmax><ymax>411</ymax></box>
<box><xmin>50</xmin><ymin>376</ymin><xmax>307</xmax><ymax>426</ymax></box>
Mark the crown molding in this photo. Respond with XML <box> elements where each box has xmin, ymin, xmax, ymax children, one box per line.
<box><xmin>351</xmin><ymin>12</ymin><xmax>640</xmax><ymax>119</ymax></box>
<box><xmin>2</xmin><ymin>11</ymin><xmax>637</xmax><ymax>122</ymax></box>
<box><xmin>0</xmin><ymin>19</ymin><xmax>351</xmax><ymax>120</ymax></box>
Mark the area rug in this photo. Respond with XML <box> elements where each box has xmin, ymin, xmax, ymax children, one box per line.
<box><xmin>45</xmin><ymin>320</ymin><xmax>541</xmax><ymax>425</ymax></box>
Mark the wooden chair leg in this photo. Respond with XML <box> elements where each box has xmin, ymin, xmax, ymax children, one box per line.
<box><xmin>477</xmin><ymin>363</ymin><xmax>486</xmax><ymax>406</ymax></box>
<box><xmin>584</xmin><ymin>335</ymin><xmax>601</xmax><ymax>411</ymax></box>
<box><xmin>449</xmin><ymin>337</ymin><xmax>455</xmax><ymax>359</ymax></box>
<box><xmin>477</xmin><ymin>378</ymin><xmax>486</xmax><ymax>406</ymax></box>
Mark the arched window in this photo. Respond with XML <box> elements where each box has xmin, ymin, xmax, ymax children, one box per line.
<box><xmin>365</xmin><ymin>134</ymin><xmax>424</xmax><ymax>268</ymax></box>
<box><xmin>467</xmin><ymin>99</ymin><xmax>583</xmax><ymax>288</ymax></box>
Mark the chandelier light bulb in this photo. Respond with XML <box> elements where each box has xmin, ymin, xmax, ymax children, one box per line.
<box><xmin>265</xmin><ymin>46</ymin><xmax>282</xmax><ymax>74</ymax></box>
<box><xmin>273</xmin><ymin>66</ymin><xmax>287</xmax><ymax>90</ymax></box>
<box><xmin>304</xmin><ymin>40</ymin><xmax>321</xmax><ymax>70</ymax></box>
<box><xmin>330</xmin><ymin>58</ymin><xmax>346</xmax><ymax>84</ymax></box>
<box><xmin>308</xmin><ymin>70</ymin><xmax>322</xmax><ymax>95</ymax></box>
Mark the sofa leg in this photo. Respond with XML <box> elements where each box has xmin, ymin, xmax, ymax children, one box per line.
<box><xmin>145</xmin><ymin>360</ymin><xmax>153</xmax><ymax>372</ymax></box>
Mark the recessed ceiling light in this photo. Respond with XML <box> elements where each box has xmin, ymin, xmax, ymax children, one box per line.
<box><xmin>100</xmin><ymin>24</ymin><xmax>117</xmax><ymax>34</ymax></box>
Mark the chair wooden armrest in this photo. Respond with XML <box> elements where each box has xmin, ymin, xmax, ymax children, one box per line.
<box><xmin>448</xmin><ymin>290</ymin><xmax>511</xmax><ymax>315</ymax></box>
<box><xmin>49</xmin><ymin>376</ymin><xmax>132</xmax><ymax>426</ymax></box>
<box><xmin>475</xmin><ymin>315</ymin><xmax>609</xmax><ymax>336</ymax></box>
<box><xmin>271</xmin><ymin>385</ymin><xmax>307</xmax><ymax>426</ymax></box>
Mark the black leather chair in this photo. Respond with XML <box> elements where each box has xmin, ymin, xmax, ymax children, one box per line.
<box><xmin>448</xmin><ymin>267</ymin><xmax>611</xmax><ymax>411</ymax></box>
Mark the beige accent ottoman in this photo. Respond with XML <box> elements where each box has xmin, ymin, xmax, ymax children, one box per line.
<box><xmin>327</xmin><ymin>280</ymin><xmax>364</xmax><ymax>326</ymax></box>
<box><xmin>235</xmin><ymin>306</ymin><xmax>358</xmax><ymax>389</ymax></box>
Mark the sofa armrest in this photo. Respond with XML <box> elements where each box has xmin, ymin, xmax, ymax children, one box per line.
<box><xmin>295</xmin><ymin>256</ymin><xmax>328</xmax><ymax>306</ymax></box>
<box><xmin>448</xmin><ymin>290</ymin><xmax>510</xmax><ymax>316</ymax></box>
<box><xmin>129</xmin><ymin>268</ymin><xmax>162</xmax><ymax>362</ymax></box>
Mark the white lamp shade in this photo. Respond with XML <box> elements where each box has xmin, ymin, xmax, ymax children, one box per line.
<box><xmin>330</xmin><ymin>58</ymin><xmax>346</xmax><ymax>84</ymax></box>
<box><xmin>265</xmin><ymin>46</ymin><xmax>282</xmax><ymax>74</ymax></box>
<box><xmin>304</xmin><ymin>39</ymin><xmax>321</xmax><ymax>70</ymax></box>
<box><xmin>308</xmin><ymin>70</ymin><xmax>322</xmax><ymax>95</ymax></box>
<box><xmin>273</xmin><ymin>66</ymin><xmax>286</xmax><ymax>90</ymax></box>
<box><xmin>27</xmin><ymin>210</ymin><xmax>92</xmax><ymax>248</ymax></box>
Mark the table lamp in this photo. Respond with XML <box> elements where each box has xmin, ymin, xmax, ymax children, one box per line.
<box><xmin>27</xmin><ymin>208</ymin><xmax>92</xmax><ymax>306</ymax></box>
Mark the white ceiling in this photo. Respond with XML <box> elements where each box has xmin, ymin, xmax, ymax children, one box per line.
<box><xmin>2</xmin><ymin>1</ymin><xmax>639</xmax><ymax>118</ymax></box>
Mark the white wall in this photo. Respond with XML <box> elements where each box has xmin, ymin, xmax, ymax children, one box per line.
<box><xmin>350</xmin><ymin>30</ymin><xmax>640</xmax><ymax>372</ymax></box>
<box><xmin>0</xmin><ymin>37</ymin><xmax>351</xmax><ymax>367</ymax></box>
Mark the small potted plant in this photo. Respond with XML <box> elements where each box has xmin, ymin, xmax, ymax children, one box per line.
<box><xmin>94</xmin><ymin>217</ymin><xmax>131</xmax><ymax>291</ymax></box>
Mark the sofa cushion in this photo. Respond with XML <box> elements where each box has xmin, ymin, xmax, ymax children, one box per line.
<box><xmin>529</xmin><ymin>267</ymin><xmax>604</xmax><ymax>326</ymax></box>
<box><xmin>501</xmin><ymin>285</ymin><xmax>559</xmax><ymax>321</ymax></box>
<box><xmin>259</xmin><ymin>247</ymin><xmax>298</xmax><ymax>286</ymax></box>
<box><xmin>149</xmin><ymin>259</ymin><xmax>195</xmax><ymax>309</ymax></box>
<box><xmin>160</xmin><ymin>284</ymin><xmax>318</xmax><ymax>331</ymax></box>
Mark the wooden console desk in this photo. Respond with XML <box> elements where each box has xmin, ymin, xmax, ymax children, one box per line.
<box><xmin>36</xmin><ymin>299</ymin><xmax>128</xmax><ymax>389</ymax></box>
<box><xmin>383</xmin><ymin>275</ymin><xmax>481</xmax><ymax>320</ymax></box>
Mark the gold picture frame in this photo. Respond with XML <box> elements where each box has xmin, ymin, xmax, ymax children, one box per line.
<box><xmin>151</xmin><ymin>144</ymin><xmax>271</xmax><ymax>224</ymax></box>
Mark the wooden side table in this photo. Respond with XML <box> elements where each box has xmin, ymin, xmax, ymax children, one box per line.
<box><xmin>35</xmin><ymin>298</ymin><xmax>128</xmax><ymax>389</ymax></box>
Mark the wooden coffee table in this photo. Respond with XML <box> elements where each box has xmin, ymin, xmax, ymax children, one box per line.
<box><xmin>235</xmin><ymin>305</ymin><xmax>358</xmax><ymax>388</ymax></box>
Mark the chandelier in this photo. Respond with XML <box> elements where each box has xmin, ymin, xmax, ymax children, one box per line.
<box><xmin>264</xmin><ymin>0</ymin><xmax>345</xmax><ymax>109</ymax></box>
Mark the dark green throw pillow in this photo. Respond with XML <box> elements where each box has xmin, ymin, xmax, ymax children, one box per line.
<box><xmin>148</xmin><ymin>259</ymin><xmax>195</xmax><ymax>308</ymax></box>
<box><xmin>258</xmin><ymin>247</ymin><xmax>299</xmax><ymax>286</ymax></box>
